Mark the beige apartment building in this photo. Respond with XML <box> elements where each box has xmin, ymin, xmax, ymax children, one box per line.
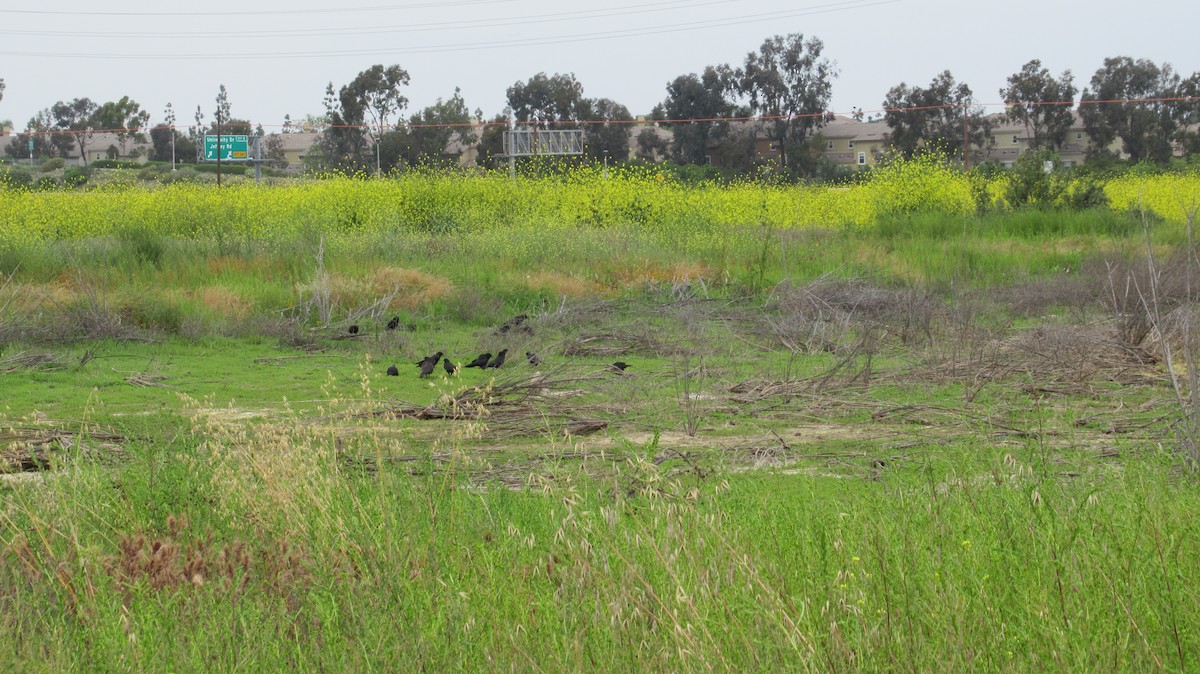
<box><xmin>815</xmin><ymin>111</ymin><xmax>1119</xmax><ymax>170</ymax></box>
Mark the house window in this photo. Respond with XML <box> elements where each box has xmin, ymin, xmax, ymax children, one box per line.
<box><xmin>827</xmin><ymin>140</ymin><xmax>833</xmax><ymax>150</ymax></box>
<box><xmin>1063</xmin><ymin>160</ymin><xmax>1075</xmax><ymax>168</ymax></box>
<box><xmin>857</xmin><ymin>152</ymin><xmax>866</xmax><ymax>166</ymax></box>
<box><xmin>1001</xmin><ymin>161</ymin><xmax>1013</xmax><ymax>169</ymax></box>
<box><xmin>848</xmin><ymin>141</ymin><xmax>855</xmax><ymax>148</ymax></box>
<box><xmin>1011</xmin><ymin>135</ymin><xmax>1018</xmax><ymax>144</ymax></box>
<box><xmin>1076</xmin><ymin>132</ymin><xmax>1083</xmax><ymax>140</ymax></box>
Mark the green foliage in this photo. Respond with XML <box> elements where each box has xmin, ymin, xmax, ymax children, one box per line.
<box><xmin>657</xmin><ymin>65</ymin><xmax>742</xmax><ymax>164</ymax></box>
<box><xmin>39</xmin><ymin>157</ymin><xmax>65</xmax><ymax>172</ymax></box>
<box><xmin>1000</xmin><ymin>60</ymin><xmax>1078</xmax><ymax>150</ymax></box>
<box><xmin>883</xmin><ymin>71</ymin><xmax>993</xmax><ymax>160</ymax></box>
<box><xmin>33</xmin><ymin>175</ymin><xmax>60</xmax><ymax>190</ymax></box>
<box><xmin>1001</xmin><ymin>151</ymin><xmax>1111</xmax><ymax>212</ymax></box>
<box><xmin>378</xmin><ymin>89</ymin><xmax>474</xmax><ymax>172</ymax></box>
<box><xmin>740</xmin><ymin>33</ymin><xmax>837</xmax><ymax>175</ymax></box>
<box><xmin>91</xmin><ymin>96</ymin><xmax>150</xmax><ymax>151</ymax></box>
<box><xmin>1005</xmin><ymin>148</ymin><xmax>1061</xmax><ymax>207</ymax></box>
<box><xmin>0</xmin><ymin>165</ymin><xmax>33</xmax><ymax>189</ymax></box>
<box><xmin>63</xmin><ymin>166</ymin><xmax>91</xmax><ymax>187</ymax></box>
<box><xmin>507</xmin><ymin>72</ymin><xmax>587</xmax><ymax>123</ymax></box>
<box><xmin>1080</xmin><ymin>56</ymin><xmax>1185</xmax><ymax>164</ymax></box>
<box><xmin>1057</xmin><ymin>174</ymin><xmax>1109</xmax><ymax>210</ymax></box>
<box><xmin>91</xmin><ymin>159</ymin><xmax>142</xmax><ymax>169</ymax></box>
<box><xmin>582</xmin><ymin>97</ymin><xmax>633</xmax><ymax>162</ymax></box>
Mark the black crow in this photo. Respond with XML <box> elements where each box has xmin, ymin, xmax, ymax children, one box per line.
<box><xmin>443</xmin><ymin>356</ymin><xmax>458</xmax><ymax>375</ymax></box>
<box><xmin>348</xmin><ymin>325</ymin><xmax>360</xmax><ymax>335</ymax></box>
<box><xmin>416</xmin><ymin>351</ymin><xmax>443</xmax><ymax>378</ymax></box>
<box><xmin>526</xmin><ymin>351</ymin><xmax>542</xmax><ymax>366</ymax></box>
<box><xmin>464</xmin><ymin>353</ymin><xmax>491</xmax><ymax>369</ymax></box>
<box><xmin>486</xmin><ymin>349</ymin><xmax>508</xmax><ymax>369</ymax></box>
<box><xmin>386</xmin><ymin>316</ymin><xmax>400</xmax><ymax>330</ymax></box>
<box><xmin>386</xmin><ymin>364</ymin><xmax>399</xmax><ymax>376</ymax></box>
<box><xmin>610</xmin><ymin>361</ymin><xmax>630</xmax><ymax>372</ymax></box>
<box><xmin>497</xmin><ymin>313</ymin><xmax>529</xmax><ymax>335</ymax></box>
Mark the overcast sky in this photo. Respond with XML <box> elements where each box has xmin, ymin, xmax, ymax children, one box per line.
<box><xmin>1</xmin><ymin>0</ymin><xmax>1197</xmax><ymax>132</ymax></box>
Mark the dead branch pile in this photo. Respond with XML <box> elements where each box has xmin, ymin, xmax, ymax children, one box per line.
<box><xmin>0</xmin><ymin>351</ymin><xmax>65</xmax><ymax>373</ymax></box>
<box><xmin>560</xmin><ymin>329</ymin><xmax>681</xmax><ymax>357</ymax></box>
<box><xmin>1</xmin><ymin>425</ymin><xmax>126</xmax><ymax>473</ymax></box>
<box><xmin>372</xmin><ymin>366</ymin><xmax>616</xmax><ymax>439</ymax></box>
<box><xmin>124</xmin><ymin>372</ymin><xmax>170</xmax><ymax>388</ymax></box>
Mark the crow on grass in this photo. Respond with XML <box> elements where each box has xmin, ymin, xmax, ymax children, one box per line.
<box><xmin>416</xmin><ymin>351</ymin><xmax>443</xmax><ymax>378</ymax></box>
<box><xmin>386</xmin><ymin>364</ymin><xmax>399</xmax><ymax>376</ymax></box>
<box><xmin>349</xmin><ymin>325</ymin><xmax>360</xmax><ymax>335</ymax></box>
<box><xmin>609</xmin><ymin>361</ymin><xmax>630</xmax><ymax>373</ymax></box>
<box><xmin>465</xmin><ymin>353</ymin><xmax>491</xmax><ymax>369</ymax></box>
<box><xmin>443</xmin><ymin>356</ymin><xmax>458</xmax><ymax>375</ymax></box>
<box><xmin>486</xmin><ymin>349</ymin><xmax>508</xmax><ymax>369</ymax></box>
<box><xmin>386</xmin><ymin>316</ymin><xmax>400</xmax><ymax>330</ymax></box>
<box><xmin>526</xmin><ymin>351</ymin><xmax>542</xmax><ymax>366</ymax></box>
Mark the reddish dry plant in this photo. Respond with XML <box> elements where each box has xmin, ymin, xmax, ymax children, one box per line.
<box><xmin>102</xmin><ymin>514</ymin><xmax>311</xmax><ymax>599</ymax></box>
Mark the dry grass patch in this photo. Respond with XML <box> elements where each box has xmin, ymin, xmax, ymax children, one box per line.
<box><xmin>524</xmin><ymin>270</ymin><xmax>602</xmax><ymax>297</ymax></box>
<box><xmin>4</xmin><ymin>282</ymin><xmax>77</xmax><ymax>313</ymax></box>
<box><xmin>195</xmin><ymin>286</ymin><xmax>253</xmax><ymax>321</ymax></box>
<box><xmin>369</xmin><ymin>267</ymin><xmax>453</xmax><ymax>309</ymax></box>
<box><xmin>611</xmin><ymin>261</ymin><xmax>714</xmax><ymax>286</ymax></box>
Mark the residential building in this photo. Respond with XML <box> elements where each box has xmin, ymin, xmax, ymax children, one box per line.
<box><xmin>817</xmin><ymin>117</ymin><xmax>890</xmax><ymax>168</ymax></box>
<box><xmin>269</xmin><ymin>131</ymin><xmax>321</xmax><ymax>169</ymax></box>
<box><xmin>69</xmin><ymin>131</ymin><xmax>153</xmax><ymax>165</ymax></box>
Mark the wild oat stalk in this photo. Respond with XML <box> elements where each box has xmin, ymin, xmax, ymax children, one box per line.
<box><xmin>1136</xmin><ymin>194</ymin><xmax>1200</xmax><ymax>470</ymax></box>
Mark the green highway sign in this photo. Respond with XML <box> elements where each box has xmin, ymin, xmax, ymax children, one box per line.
<box><xmin>204</xmin><ymin>135</ymin><xmax>249</xmax><ymax>161</ymax></box>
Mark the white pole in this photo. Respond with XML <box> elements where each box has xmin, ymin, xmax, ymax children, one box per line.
<box><xmin>508</xmin><ymin>117</ymin><xmax>516</xmax><ymax>179</ymax></box>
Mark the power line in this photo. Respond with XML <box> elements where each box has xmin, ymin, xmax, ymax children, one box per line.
<box><xmin>0</xmin><ymin>0</ymin><xmax>744</xmax><ymax>40</ymax></box>
<box><xmin>0</xmin><ymin>0</ymin><xmax>519</xmax><ymax>18</ymax></box>
<box><xmin>0</xmin><ymin>0</ymin><xmax>896</xmax><ymax>60</ymax></box>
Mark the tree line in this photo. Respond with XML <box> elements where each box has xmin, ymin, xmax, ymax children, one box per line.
<box><xmin>3</xmin><ymin>38</ymin><xmax>1198</xmax><ymax>174</ymax></box>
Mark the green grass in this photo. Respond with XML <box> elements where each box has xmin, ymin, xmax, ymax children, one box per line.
<box><xmin>2</xmin><ymin>198</ymin><xmax>1198</xmax><ymax>670</ymax></box>
<box><xmin>2</xmin><ymin>424</ymin><xmax>1195</xmax><ymax>671</ymax></box>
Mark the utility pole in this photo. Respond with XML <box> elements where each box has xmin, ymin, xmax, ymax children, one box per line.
<box><xmin>962</xmin><ymin>103</ymin><xmax>970</xmax><ymax>170</ymax></box>
<box><xmin>508</xmin><ymin>113</ymin><xmax>516</xmax><ymax>179</ymax></box>
<box><xmin>254</xmin><ymin>134</ymin><xmax>262</xmax><ymax>184</ymax></box>
<box><xmin>216</xmin><ymin>110</ymin><xmax>222</xmax><ymax>188</ymax></box>
<box><xmin>170</xmin><ymin>126</ymin><xmax>176</xmax><ymax>170</ymax></box>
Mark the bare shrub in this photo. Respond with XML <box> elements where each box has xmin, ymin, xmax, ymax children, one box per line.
<box><xmin>1124</xmin><ymin>198</ymin><xmax>1200</xmax><ymax>469</ymax></box>
<box><xmin>42</xmin><ymin>268</ymin><xmax>149</xmax><ymax>342</ymax></box>
<box><xmin>984</xmin><ymin>274</ymin><xmax>1100</xmax><ymax>319</ymax></box>
<box><xmin>767</xmin><ymin>275</ymin><xmax>939</xmax><ymax>353</ymax></box>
